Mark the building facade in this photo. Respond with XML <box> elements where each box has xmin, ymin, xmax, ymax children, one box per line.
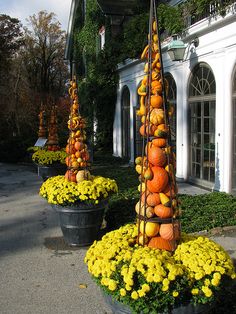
<box><xmin>113</xmin><ymin>4</ymin><xmax>236</xmax><ymax>193</ymax></box>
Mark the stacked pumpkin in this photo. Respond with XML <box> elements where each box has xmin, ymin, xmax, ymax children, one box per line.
<box><xmin>38</xmin><ymin>106</ymin><xmax>47</xmax><ymax>139</ymax></box>
<box><xmin>135</xmin><ymin>20</ymin><xmax>180</xmax><ymax>252</ymax></box>
<box><xmin>46</xmin><ymin>106</ymin><xmax>60</xmax><ymax>151</ymax></box>
<box><xmin>65</xmin><ymin>79</ymin><xmax>90</xmax><ymax>183</ymax></box>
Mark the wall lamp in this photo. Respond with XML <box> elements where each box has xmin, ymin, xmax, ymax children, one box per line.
<box><xmin>167</xmin><ymin>35</ymin><xmax>199</xmax><ymax>61</ymax></box>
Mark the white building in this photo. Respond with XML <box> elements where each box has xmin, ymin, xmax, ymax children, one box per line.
<box><xmin>113</xmin><ymin>3</ymin><xmax>236</xmax><ymax>193</ymax></box>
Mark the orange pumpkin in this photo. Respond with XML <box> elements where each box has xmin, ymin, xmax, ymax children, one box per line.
<box><xmin>148</xmin><ymin>236</ymin><xmax>175</xmax><ymax>251</ymax></box>
<box><xmin>66</xmin><ymin>144</ymin><xmax>76</xmax><ymax>155</ymax></box>
<box><xmin>146</xmin><ymin>192</ymin><xmax>161</xmax><ymax>207</ymax></box>
<box><xmin>147</xmin><ymin>145</ymin><xmax>166</xmax><ymax>167</ymax></box>
<box><xmin>147</xmin><ymin>166</ymin><xmax>169</xmax><ymax>193</ymax></box>
<box><xmin>163</xmin><ymin>185</ymin><xmax>176</xmax><ymax>197</ymax></box>
<box><xmin>151</xmin><ymin>80</ymin><xmax>162</xmax><ymax>94</ymax></box>
<box><xmin>150</xmin><ymin>95</ymin><xmax>163</xmax><ymax>108</ymax></box>
<box><xmin>74</xmin><ymin>141</ymin><xmax>84</xmax><ymax>151</ymax></box>
<box><xmin>140</xmin><ymin>124</ymin><xmax>156</xmax><ymax>137</ymax></box>
<box><xmin>152</xmin><ymin>138</ymin><xmax>167</xmax><ymax>148</ymax></box>
<box><xmin>154</xmin><ymin>204</ymin><xmax>173</xmax><ymax>218</ymax></box>
<box><xmin>65</xmin><ymin>156</ymin><xmax>71</xmax><ymax>166</ymax></box>
<box><xmin>141</xmin><ymin>191</ymin><xmax>150</xmax><ymax>203</ymax></box>
<box><xmin>159</xmin><ymin>222</ymin><xmax>180</xmax><ymax>240</ymax></box>
<box><xmin>65</xmin><ymin>170</ymin><xmax>77</xmax><ymax>182</ymax></box>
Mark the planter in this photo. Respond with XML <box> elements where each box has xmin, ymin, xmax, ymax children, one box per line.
<box><xmin>103</xmin><ymin>292</ymin><xmax>214</xmax><ymax>314</ymax></box>
<box><xmin>37</xmin><ymin>163</ymin><xmax>67</xmax><ymax>181</ymax></box>
<box><xmin>55</xmin><ymin>199</ymin><xmax>108</xmax><ymax>246</ymax></box>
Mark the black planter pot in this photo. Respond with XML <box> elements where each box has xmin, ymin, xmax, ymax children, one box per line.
<box><xmin>103</xmin><ymin>293</ymin><xmax>214</xmax><ymax>314</ymax></box>
<box><xmin>55</xmin><ymin>199</ymin><xmax>108</xmax><ymax>246</ymax></box>
<box><xmin>37</xmin><ymin>163</ymin><xmax>67</xmax><ymax>181</ymax></box>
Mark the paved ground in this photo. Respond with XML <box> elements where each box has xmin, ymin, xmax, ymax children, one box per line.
<box><xmin>0</xmin><ymin>163</ymin><xmax>235</xmax><ymax>314</ymax></box>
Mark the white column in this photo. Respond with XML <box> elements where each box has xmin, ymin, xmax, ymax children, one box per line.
<box><xmin>172</xmin><ymin>64</ymin><xmax>189</xmax><ymax>181</ymax></box>
<box><xmin>222</xmin><ymin>51</ymin><xmax>234</xmax><ymax>193</ymax></box>
<box><xmin>113</xmin><ymin>86</ymin><xmax>122</xmax><ymax>157</ymax></box>
<box><xmin>129</xmin><ymin>84</ymin><xmax>138</xmax><ymax>163</ymax></box>
<box><xmin>205</xmin><ymin>55</ymin><xmax>226</xmax><ymax>191</ymax></box>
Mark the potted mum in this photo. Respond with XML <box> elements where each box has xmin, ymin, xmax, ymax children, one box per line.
<box><xmin>32</xmin><ymin>148</ymin><xmax>67</xmax><ymax>181</ymax></box>
<box><xmin>85</xmin><ymin>3</ymin><xmax>235</xmax><ymax>313</ymax></box>
<box><xmin>33</xmin><ymin>106</ymin><xmax>67</xmax><ymax>181</ymax></box>
<box><xmin>85</xmin><ymin>224</ymin><xmax>236</xmax><ymax>314</ymax></box>
<box><xmin>39</xmin><ymin>78</ymin><xmax>118</xmax><ymax>246</ymax></box>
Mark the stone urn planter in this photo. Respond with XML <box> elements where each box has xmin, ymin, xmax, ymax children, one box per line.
<box><xmin>103</xmin><ymin>292</ymin><xmax>215</xmax><ymax>314</ymax></box>
<box><xmin>55</xmin><ymin>199</ymin><xmax>108</xmax><ymax>246</ymax></box>
<box><xmin>37</xmin><ymin>163</ymin><xmax>67</xmax><ymax>181</ymax></box>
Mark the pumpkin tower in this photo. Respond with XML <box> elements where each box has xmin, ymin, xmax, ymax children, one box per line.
<box><xmin>46</xmin><ymin>105</ymin><xmax>60</xmax><ymax>151</ymax></box>
<box><xmin>135</xmin><ymin>0</ymin><xmax>180</xmax><ymax>251</ymax></box>
<box><xmin>38</xmin><ymin>104</ymin><xmax>47</xmax><ymax>139</ymax></box>
<box><xmin>65</xmin><ymin>77</ymin><xmax>90</xmax><ymax>183</ymax></box>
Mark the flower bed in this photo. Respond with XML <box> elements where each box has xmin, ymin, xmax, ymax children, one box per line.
<box><xmin>40</xmin><ymin>175</ymin><xmax>118</xmax><ymax>205</ymax></box>
<box><xmin>85</xmin><ymin>224</ymin><xmax>236</xmax><ymax>314</ymax></box>
<box><xmin>32</xmin><ymin>149</ymin><xmax>67</xmax><ymax>165</ymax></box>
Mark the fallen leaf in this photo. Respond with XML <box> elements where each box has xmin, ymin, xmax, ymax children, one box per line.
<box><xmin>78</xmin><ymin>283</ymin><xmax>87</xmax><ymax>289</ymax></box>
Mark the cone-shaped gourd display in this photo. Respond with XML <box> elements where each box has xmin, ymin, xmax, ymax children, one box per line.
<box><xmin>135</xmin><ymin>4</ymin><xmax>180</xmax><ymax>251</ymax></box>
<box><xmin>46</xmin><ymin>106</ymin><xmax>60</xmax><ymax>151</ymax></box>
<box><xmin>65</xmin><ymin>78</ymin><xmax>90</xmax><ymax>182</ymax></box>
<box><xmin>38</xmin><ymin>104</ymin><xmax>47</xmax><ymax>139</ymax></box>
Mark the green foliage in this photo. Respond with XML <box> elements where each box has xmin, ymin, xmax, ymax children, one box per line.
<box><xmin>179</xmin><ymin>192</ymin><xmax>236</xmax><ymax>233</ymax></box>
<box><xmin>157</xmin><ymin>4</ymin><xmax>184</xmax><ymax>35</ymax></box>
<box><xmin>121</xmin><ymin>13</ymin><xmax>149</xmax><ymax>60</ymax></box>
<box><xmin>75</xmin><ymin>1</ymin><xmax>119</xmax><ymax>150</ymax></box>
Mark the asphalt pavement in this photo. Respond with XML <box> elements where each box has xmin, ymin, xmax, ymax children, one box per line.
<box><xmin>0</xmin><ymin>163</ymin><xmax>235</xmax><ymax>314</ymax></box>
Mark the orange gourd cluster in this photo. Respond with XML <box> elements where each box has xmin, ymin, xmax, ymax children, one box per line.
<box><xmin>47</xmin><ymin>106</ymin><xmax>60</xmax><ymax>151</ymax></box>
<box><xmin>38</xmin><ymin>106</ymin><xmax>47</xmax><ymax>139</ymax></box>
<box><xmin>65</xmin><ymin>79</ymin><xmax>90</xmax><ymax>182</ymax></box>
<box><xmin>135</xmin><ymin>21</ymin><xmax>180</xmax><ymax>251</ymax></box>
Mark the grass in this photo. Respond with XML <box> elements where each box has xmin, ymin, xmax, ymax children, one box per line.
<box><xmin>92</xmin><ymin>152</ymin><xmax>236</xmax><ymax>233</ymax></box>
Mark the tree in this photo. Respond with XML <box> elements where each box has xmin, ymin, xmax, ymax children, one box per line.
<box><xmin>23</xmin><ymin>11</ymin><xmax>68</xmax><ymax>100</ymax></box>
<box><xmin>0</xmin><ymin>14</ymin><xmax>23</xmax><ymax>68</ymax></box>
<box><xmin>0</xmin><ymin>15</ymin><xmax>24</xmax><ymax>147</ymax></box>
<box><xmin>0</xmin><ymin>12</ymin><xmax>69</xmax><ymax>162</ymax></box>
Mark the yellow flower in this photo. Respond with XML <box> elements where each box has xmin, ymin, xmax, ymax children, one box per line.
<box><xmin>108</xmin><ymin>280</ymin><xmax>117</xmax><ymax>291</ymax></box>
<box><xmin>173</xmin><ymin>291</ymin><xmax>179</xmax><ymax>297</ymax></box>
<box><xmin>131</xmin><ymin>291</ymin><xmax>139</xmax><ymax>300</ymax></box>
<box><xmin>32</xmin><ymin>149</ymin><xmax>67</xmax><ymax>165</ymax></box>
<box><xmin>191</xmin><ymin>288</ymin><xmax>199</xmax><ymax>295</ymax></box>
<box><xmin>141</xmin><ymin>284</ymin><xmax>150</xmax><ymax>293</ymax></box>
<box><xmin>120</xmin><ymin>288</ymin><xmax>126</xmax><ymax>297</ymax></box>
<box><xmin>162</xmin><ymin>285</ymin><xmax>169</xmax><ymax>292</ymax></box>
<box><xmin>202</xmin><ymin>286</ymin><xmax>213</xmax><ymax>298</ymax></box>
<box><xmin>84</xmin><ymin>224</ymin><xmax>236</xmax><ymax>308</ymax></box>
<box><xmin>39</xmin><ymin>175</ymin><xmax>118</xmax><ymax>205</ymax></box>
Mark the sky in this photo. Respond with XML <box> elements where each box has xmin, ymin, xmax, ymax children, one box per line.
<box><xmin>0</xmin><ymin>0</ymin><xmax>71</xmax><ymax>31</ymax></box>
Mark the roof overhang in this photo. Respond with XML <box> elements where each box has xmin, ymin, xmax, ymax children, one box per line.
<box><xmin>64</xmin><ymin>0</ymin><xmax>80</xmax><ymax>61</ymax></box>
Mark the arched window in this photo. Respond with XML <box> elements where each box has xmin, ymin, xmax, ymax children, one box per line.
<box><xmin>121</xmin><ymin>86</ymin><xmax>131</xmax><ymax>159</ymax></box>
<box><xmin>232</xmin><ymin>70</ymin><xmax>236</xmax><ymax>191</ymax></box>
<box><xmin>165</xmin><ymin>73</ymin><xmax>177</xmax><ymax>150</ymax></box>
<box><xmin>188</xmin><ymin>63</ymin><xmax>216</xmax><ymax>184</ymax></box>
<box><xmin>134</xmin><ymin>81</ymin><xmax>143</xmax><ymax>157</ymax></box>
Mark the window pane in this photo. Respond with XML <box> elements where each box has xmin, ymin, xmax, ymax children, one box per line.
<box><xmin>189</xmin><ymin>64</ymin><xmax>216</xmax><ymax>184</ymax></box>
<box><xmin>204</xmin><ymin>118</ymin><xmax>209</xmax><ymax>132</ymax></box>
<box><xmin>204</xmin><ymin>103</ymin><xmax>209</xmax><ymax>116</ymax></box>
